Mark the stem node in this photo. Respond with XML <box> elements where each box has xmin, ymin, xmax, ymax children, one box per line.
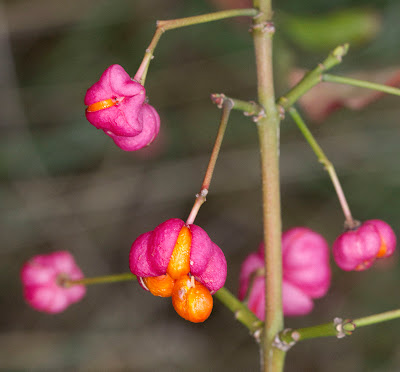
<box><xmin>334</xmin><ymin>317</ymin><xmax>356</xmax><ymax>339</ymax></box>
<box><xmin>332</xmin><ymin>43</ymin><xmax>350</xmax><ymax>60</ymax></box>
<box><xmin>249</xmin><ymin>21</ymin><xmax>275</xmax><ymax>34</ymax></box>
<box><xmin>252</xmin><ymin>107</ymin><xmax>266</xmax><ymax>122</ymax></box>
<box><xmin>272</xmin><ymin>329</ymin><xmax>297</xmax><ymax>351</ymax></box>
<box><xmin>210</xmin><ymin>93</ymin><xmax>226</xmax><ymax>108</ymax></box>
<box><xmin>253</xmin><ymin>11</ymin><xmax>264</xmax><ymax>20</ymax></box>
<box><xmin>253</xmin><ymin>328</ymin><xmax>263</xmax><ymax>343</ymax></box>
<box><xmin>276</xmin><ymin>104</ymin><xmax>285</xmax><ymax>119</ymax></box>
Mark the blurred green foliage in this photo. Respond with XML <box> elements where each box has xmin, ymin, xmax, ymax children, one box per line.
<box><xmin>279</xmin><ymin>8</ymin><xmax>381</xmax><ymax>52</ymax></box>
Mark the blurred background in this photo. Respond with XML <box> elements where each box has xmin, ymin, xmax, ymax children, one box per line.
<box><xmin>2</xmin><ymin>0</ymin><xmax>400</xmax><ymax>370</ymax></box>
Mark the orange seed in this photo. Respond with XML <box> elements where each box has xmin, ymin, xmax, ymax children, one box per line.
<box><xmin>167</xmin><ymin>226</ymin><xmax>191</xmax><ymax>280</ymax></box>
<box><xmin>172</xmin><ymin>275</ymin><xmax>213</xmax><ymax>323</ymax></box>
<box><xmin>87</xmin><ymin>98</ymin><xmax>118</xmax><ymax>112</ymax></box>
<box><xmin>142</xmin><ymin>273</ymin><xmax>175</xmax><ymax>297</ymax></box>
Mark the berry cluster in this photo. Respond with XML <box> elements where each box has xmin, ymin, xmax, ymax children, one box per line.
<box><xmin>20</xmin><ymin>63</ymin><xmax>398</xmax><ymax>325</ymax></box>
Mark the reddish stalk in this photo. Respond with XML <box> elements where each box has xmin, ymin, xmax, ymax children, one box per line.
<box><xmin>186</xmin><ymin>99</ymin><xmax>233</xmax><ymax>225</ymax></box>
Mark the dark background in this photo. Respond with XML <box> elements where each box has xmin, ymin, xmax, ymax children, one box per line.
<box><xmin>2</xmin><ymin>0</ymin><xmax>400</xmax><ymax>371</ymax></box>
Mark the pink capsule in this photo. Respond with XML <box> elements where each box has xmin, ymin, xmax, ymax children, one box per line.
<box><xmin>333</xmin><ymin>219</ymin><xmax>396</xmax><ymax>271</ymax></box>
<box><xmin>21</xmin><ymin>251</ymin><xmax>86</xmax><ymax>314</ymax></box>
<box><xmin>129</xmin><ymin>218</ymin><xmax>227</xmax><ymax>294</ymax></box>
<box><xmin>282</xmin><ymin>227</ymin><xmax>331</xmax><ymax>298</ymax></box>
<box><xmin>85</xmin><ymin>64</ymin><xmax>160</xmax><ymax>151</ymax></box>
<box><xmin>238</xmin><ymin>227</ymin><xmax>331</xmax><ymax>318</ymax></box>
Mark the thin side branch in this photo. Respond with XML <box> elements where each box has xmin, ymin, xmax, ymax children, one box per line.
<box><xmin>276</xmin><ymin>307</ymin><xmax>400</xmax><ymax>347</ymax></box>
<box><xmin>67</xmin><ymin>273</ymin><xmax>136</xmax><ymax>286</ymax></box>
<box><xmin>186</xmin><ymin>99</ymin><xmax>233</xmax><ymax>225</ymax></box>
<box><xmin>210</xmin><ymin>93</ymin><xmax>265</xmax><ymax>120</ymax></box>
<box><xmin>323</xmin><ymin>73</ymin><xmax>400</xmax><ymax>97</ymax></box>
<box><xmin>66</xmin><ymin>273</ymin><xmax>264</xmax><ymax>338</ymax></box>
<box><xmin>277</xmin><ymin>44</ymin><xmax>349</xmax><ymax>114</ymax></box>
<box><xmin>288</xmin><ymin>107</ymin><xmax>356</xmax><ymax>228</ymax></box>
<box><xmin>214</xmin><ymin>287</ymin><xmax>264</xmax><ymax>338</ymax></box>
<box><xmin>135</xmin><ymin>8</ymin><xmax>258</xmax><ymax>84</ymax></box>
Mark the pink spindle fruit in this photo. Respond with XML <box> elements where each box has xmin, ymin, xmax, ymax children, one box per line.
<box><xmin>129</xmin><ymin>218</ymin><xmax>227</xmax><ymax>295</ymax></box>
<box><xmin>85</xmin><ymin>64</ymin><xmax>160</xmax><ymax>151</ymax></box>
<box><xmin>129</xmin><ymin>218</ymin><xmax>227</xmax><ymax>323</ymax></box>
<box><xmin>21</xmin><ymin>251</ymin><xmax>86</xmax><ymax>314</ymax></box>
<box><xmin>333</xmin><ymin>219</ymin><xmax>396</xmax><ymax>271</ymax></box>
<box><xmin>239</xmin><ymin>227</ymin><xmax>331</xmax><ymax>318</ymax></box>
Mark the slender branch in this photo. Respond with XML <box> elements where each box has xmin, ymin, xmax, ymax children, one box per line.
<box><xmin>288</xmin><ymin>107</ymin><xmax>356</xmax><ymax>228</ymax></box>
<box><xmin>134</xmin><ymin>8</ymin><xmax>258</xmax><ymax>84</ymax></box>
<box><xmin>277</xmin><ymin>308</ymin><xmax>400</xmax><ymax>346</ymax></box>
<box><xmin>251</xmin><ymin>0</ymin><xmax>285</xmax><ymax>370</ymax></box>
<box><xmin>66</xmin><ymin>272</ymin><xmax>264</xmax><ymax>337</ymax></box>
<box><xmin>186</xmin><ymin>99</ymin><xmax>233</xmax><ymax>225</ymax></box>
<box><xmin>354</xmin><ymin>308</ymin><xmax>400</xmax><ymax>328</ymax></box>
<box><xmin>277</xmin><ymin>44</ymin><xmax>349</xmax><ymax>113</ymax></box>
<box><xmin>66</xmin><ymin>272</ymin><xmax>136</xmax><ymax>287</ymax></box>
<box><xmin>211</xmin><ymin>93</ymin><xmax>264</xmax><ymax>118</ymax></box>
<box><xmin>323</xmin><ymin>73</ymin><xmax>400</xmax><ymax>97</ymax></box>
<box><xmin>134</xmin><ymin>28</ymin><xmax>164</xmax><ymax>84</ymax></box>
<box><xmin>277</xmin><ymin>318</ymin><xmax>355</xmax><ymax>347</ymax></box>
<box><xmin>156</xmin><ymin>9</ymin><xmax>258</xmax><ymax>30</ymax></box>
<box><xmin>214</xmin><ymin>287</ymin><xmax>264</xmax><ymax>337</ymax></box>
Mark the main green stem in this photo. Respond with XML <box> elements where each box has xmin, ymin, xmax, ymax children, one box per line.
<box><xmin>252</xmin><ymin>1</ymin><xmax>285</xmax><ymax>371</ymax></box>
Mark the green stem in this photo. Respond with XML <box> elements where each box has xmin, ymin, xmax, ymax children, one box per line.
<box><xmin>66</xmin><ymin>272</ymin><xmax>136</xmax><ymax>286</ymax></box>
<box><xmin>277</xmin><ymin>44</ymin><xmax>349</xmax><ymax>112</ymax></box>
<box><xmin>186</xmin><ymin>99</ymin><xmax>233</xmax><ymax>225</ymax></box>
<box><xmin>211</xmin><ymin>93</ymin><xmax>264</xmax><ymax>117</ymax></box>
<box><xmin>279</xmin><ymin>322</ymin><xmax>339</xmax><ymax>344</ymax></box>
<box><xmin>134</xmin><ymin>8</ymin><xmax>258</xmax><ymax>84</ymax></box>
<box><xmin>66</xmin><ymin>272</ymin><xmax>264</xmax><ymax>337</ymax></box>
<box><xmin>278</xmin><ymin>308</ymin><xmax>400</xmax><ymax>345</ymax></box>
<box><xmin>354</xmin><ymin>308</ymin><xmax>400</xmax><ymax>328</ymax></box>
<box><xmin>288</xmin><ymin>107</ymin><xmax>356</xmax><ymax>228</ymax></box>
<box><xmin>214</xmin><ymin>287</ymin><xmax>264</xmax><ymax>336</ymax></box>
<box><xmin>251</xmin><ymin>0</ymin><xmax>285</xmax><ymax>370</ymax></box>
<box><xmin>323</xmin><ymin>73</ymin><xmax>400</xmax><ymax>97</ymax></box>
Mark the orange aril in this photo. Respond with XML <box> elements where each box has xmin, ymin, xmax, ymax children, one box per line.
<box><xmin>86</xmin><ymin>98</ymin><xmax>118</xmax><ymax>112</ymax></box>
<box><xmin>167</xmin><ymin>226</ymin><xmax>191</xmax><ymax>280</ymax></box>
<box><xmin>376</xmin><ymin>241</ymin><xmax>387</xmax><ymax>258</ymax></box>
<box><xmin>172</xmin><ymin>275</ymin><xmax>213</xmax><ymax>323</ymax></box>
<box><xmin>142</xmin><ymin>273</ymin><xmax>175</xmax><ymax>297</ymax></box>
